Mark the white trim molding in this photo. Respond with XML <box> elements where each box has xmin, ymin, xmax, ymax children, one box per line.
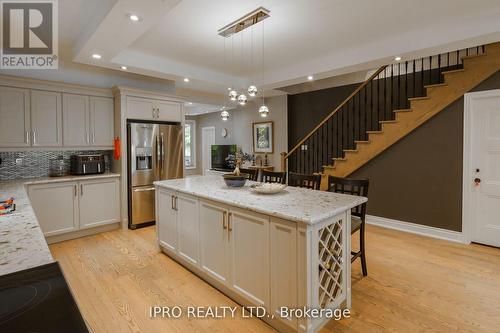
<box><xmin>366</xmin><ymin>215</ymin><xmax>467</xmax><ymax>244</ymax></box>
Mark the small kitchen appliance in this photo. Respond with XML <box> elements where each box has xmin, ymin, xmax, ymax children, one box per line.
<box><xmin>70</xmin><ymin>154</ymin><xmax>105</xmax><ymax>175</ymax></box>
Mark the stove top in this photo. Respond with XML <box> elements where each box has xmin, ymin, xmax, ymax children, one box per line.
<box><xmin>0</xmin><ymin>262</ymin><xmax>89</xmax><ymax>333</ymax></box>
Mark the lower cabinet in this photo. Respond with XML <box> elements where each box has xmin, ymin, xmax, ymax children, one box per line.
<box><xmin>28</xmin><ymin>177</ymin><xmax>120</xmax><ymax>237</ymax></box>
<box><xmin>157</xmin><ymin>192</ymin><xmax>303</xmax><ymax>330</ymax></box>
<box><xmin>28</xmin><ymin>182</ymin><xmax>79</xmax><ymax>237</ymax></box>
<box><xmin>79</xmin><ymin>179</ymin><xmax>120</xmax><ymax>229</ymax></box>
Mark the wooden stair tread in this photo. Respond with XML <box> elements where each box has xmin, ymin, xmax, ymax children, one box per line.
<box><xmin>408</xmin><ymin>96</ymin><xmax>430</xmax><ymax>101</ymax></box>
<box><xmin>393</xmin><ymin>109</ymin><xmax>412</xmax><ymax>113</ymax></box>
<box><xmin>343</xmin><ymin>149</ymin><xmax>358</xmax><ymax>153</ymax></box>
<box><xmin>366</xmin><ymin>130</ymin><xmax>383</xmax><ymax>134</ymax></box>
<box><xmin>354</xmin><ymin>140</ymin><xmax>370</xmax><ymax>144</ymax></box>
<box><xmin>442</xmin><ymin>68</ymin><xmax>465</xmax><ymax>75</ymax></box>
<box><xmin>379</xmin><ymin>120</ymin><xmax>398</xmax><ymax>124</ymax></box>
<box><xmin>424</xmin><ymin>83</ymin><xmax>447</xmax><ymax>89</ymax></box>
<box><xmin>332</xmin><ymin>157</ymin><xmax>347</xmax><ymax>161</ymax></box>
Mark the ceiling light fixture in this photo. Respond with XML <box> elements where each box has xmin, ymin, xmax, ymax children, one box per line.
<box><xmin>394</xmin><ymin>56</ymin><xmax>402</xmax><ymax>61</ymax></box>
<box><xmin>121</xmin><ymin>65</ymin><xmax>127</xmax><ymax>70</ymax></box>
<box><xmin>92</xmin><ymin>54</ymin><xmax>101</xmax><ymax>59</ymax></box>
<box><xmin>183</xmin><ymin>77</ymin><xmax>190</xmax><ymax>82</ymax></box>
<box><xmin>307</xmin><ymin>75</ymin><xmax>314</xmax><ymax>81</ymax></box>
<box><xmin>238</xmin><ymin>94</ymin><xmax>247</xmax><ymax>106</ymax></box>
<box><xmin>129</xmin><ymin>14</ymin><xmax>140</xmax><ymax>22</ymax></box>
<box><xmin>187</xmin><ymin>102</ymin><xmax>193</xmax><ymax>105</ymax></box>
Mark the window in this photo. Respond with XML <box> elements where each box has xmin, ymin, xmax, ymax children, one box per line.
<box><xmin>184</xmin><ymin>120</ymin><xmax>196</xmax><ymax>168</ymax></box>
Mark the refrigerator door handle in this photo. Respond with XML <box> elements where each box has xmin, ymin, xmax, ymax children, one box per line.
<box><xmin>156</xmin><ymin>135</ymin><xmax>161</xmax><ymax>178</ymax></box>
<box><xmin>160</xmin><ymin>132</ymin><xmax>165</xmax><ymax>174</ymax></box>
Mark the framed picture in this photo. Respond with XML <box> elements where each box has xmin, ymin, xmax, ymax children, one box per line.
<box><xmin>252</xmin><ymin>121</ymin><xmax>274</xmax><ymax>153</ymax></box>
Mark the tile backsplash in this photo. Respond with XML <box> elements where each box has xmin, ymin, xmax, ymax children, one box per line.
<box><xmin>0</xmin><ymin>150</ymin><xmax>113</xmax><ymax>180</ymax></box>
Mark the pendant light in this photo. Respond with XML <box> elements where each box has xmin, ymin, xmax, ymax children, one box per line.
<box><xmin>258</xmin><ymin>20</ymin><xmax>269</xmax><ymax>118</ymax></box>
<box><xmin>220</xmin><ymin>110</ymin><xmax>230</xmax><ymax>121</ymax></box>
<box><xmin>247</xmin><ymin>26</ymin><xmax>258</xmax><ymax>97</ymax></box>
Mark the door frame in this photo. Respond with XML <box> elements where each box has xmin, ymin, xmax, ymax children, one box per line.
<box><xmin>201</xmin><ymin>126</ymin><xmax>215</xmax><ymax>175</ymax></box>
<box><xmin>462</xmin><ymin>89</ymin><xmax>500</xmax><ymax>244</ymax></box>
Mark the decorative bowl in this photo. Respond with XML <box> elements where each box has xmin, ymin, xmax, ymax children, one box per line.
<box><xmin>250</xmin><ymin>183</ymin><xmax>287</xmax><ymax>194</ymax></box>
<box><xmin>223</xmin><ymin>174</ymin><xmax>247</xmax><ymax>187</ymax></box>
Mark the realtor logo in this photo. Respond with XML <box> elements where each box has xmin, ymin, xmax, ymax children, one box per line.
<box><xmin>1</xmin><ymin>0</ymin><xmax>58</xmax><ymax>69</ymax></box>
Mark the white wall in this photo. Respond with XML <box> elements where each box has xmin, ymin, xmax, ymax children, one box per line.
<box><xmin>186</xmin><ymin>95</ymin><xmax>287</xmax><ymax>175</ymax></box>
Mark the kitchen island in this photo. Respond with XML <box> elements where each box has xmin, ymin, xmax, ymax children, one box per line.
<box><xmin>154</xmin><ymin>175</ymin><xmax>367</xmax><ymax>333</ymax></box>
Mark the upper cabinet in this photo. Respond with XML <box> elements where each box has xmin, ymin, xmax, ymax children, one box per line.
<box><xmin>0</xmin><ymin>77</ymin><xmax>114</xmax><ymax>149</ymax></box>
<box><xmin>126</xmin><ymin>96</ymin><xmax>182</xmax><ymax>122</ymax></box>
<box><xmin>90</xmin><ymin>97</ymin><xmax>114</xmax><ymax>146</ymax></box>
<box><xmin>63</xmin><ymin>93</ymin><xmax>89</xmax><ymax>146</ymax></box>
<box><xmin>31</xmin><ymin>90</ymin><xmax>63</xmax><ymax>147</ymax></box>
<box><xmin>62</xmin><ymin>94</ymin><xmax>114</xmax><ymax>148</ymax></box>
<box><xmin>0</xmin><ymin>86</ymin><xmax>30</xmax><ymax>147</ymax></box>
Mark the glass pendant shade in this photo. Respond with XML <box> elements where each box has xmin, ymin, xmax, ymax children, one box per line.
<box><xmin>247</xmin><ymin>85</ymin><xmax>258</xmax><ymax>97</ymax></box>
<box><xmin>259</xmin><ymin>105</ymin><xmax>269</xmax><ymax>117</ymax></box>
<box><xmin>238</xmin><ymin>94</ymin><xmax>247</xmax><ymax>106</ymax></box>
<box><xmin>220</xmin><ymin>110</ymin><xmax>230</xmax><ymax>121</ymax></box>
<box><xmin>229</xmin><ymin>90</ymin><xmax>238</xmax><ymax>101</ymax></box>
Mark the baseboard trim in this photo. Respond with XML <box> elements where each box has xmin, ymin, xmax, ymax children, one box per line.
<box><xmin>366</xmin><ymin>215</ymin><xmax>468</xmax><ymax>244</ymax></box>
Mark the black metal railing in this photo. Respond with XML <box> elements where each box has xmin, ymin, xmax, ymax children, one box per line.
<box><xmin>283</xmin><ymin>45</ymin><xmax>485</xmax><ymax>175</ymax></box>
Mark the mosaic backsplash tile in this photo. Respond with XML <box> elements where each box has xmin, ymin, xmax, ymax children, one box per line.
<box><xmin>0</xmin><ymin>150</ymin><xmax>113</xmax><ymax>180</ymax></box>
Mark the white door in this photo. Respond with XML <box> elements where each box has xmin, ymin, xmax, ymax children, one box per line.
<box><xmin>28</xmin><ymin>182</ymin><xmax>79</xmax><ymax>236</ymax></box>
<box><xmin>229</xmin><ymin>208</ymin><xmax>270</xmax><ymax>309</ymax></box>
<box><xmin>63</xmin><ymin>93</ymin><xmax>89</xmax><ymax>146</ymax></box>
<box><xmin>157</xmin><ymin>188</ymin><xmax>177</xmax><ymax>252</ymax></box>
<box><xmin>90</xmin><ymin>96</ymin><xmax>114</xmax><ymax>147</ymax></box>
<box><xmin>466</xmin><ymin>90</ymin><xmax>500</xmax><ymax>247</ymax></box>
<box><xmin>176</xmin><ymin>194</ymin><xmax>199</xmax><ymax>265</ymax></box>
<box><xmin>127</xmin><ymin>96</ymin><xmax>155</xmax><ymax>120</ymax></box>
<box><xmin>199</xmin><ymin>200</ymin><xmax>230</xmax><ymax>285</ymax></box>
<box><xmin>201</xmin><ymin>127</ymin><xmax>215</xmax><ymax>175</ymax></box>
<box><xmin>31</xmin><ymin>90</ymin><xmax>62</xmax><ymax>146</ymax></box>
<box><xmin>0</xmin><ymin>86</ymin><xmax>30</xmax><ymax>147</ymax></box>
<box><xmin>156</xmin><ymin>100</ymin><xmax>181</xmax><ymax>122</ymax></box>
<box><xmin>79</xmin><ymin>179</ymin><xmax>120</xmax><ymax>229</ymax></box>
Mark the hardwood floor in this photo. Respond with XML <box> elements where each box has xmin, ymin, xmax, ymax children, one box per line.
<box><xmin>50</xmin><ymin>225</ymin><xmax>500</xmax><ymax>333</ymax></box>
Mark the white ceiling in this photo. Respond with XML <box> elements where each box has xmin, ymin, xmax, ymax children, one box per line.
<box><xmin>69</xmin><ymin>0</ymin><xmax>500</xmax><ymax>109</ymax></box>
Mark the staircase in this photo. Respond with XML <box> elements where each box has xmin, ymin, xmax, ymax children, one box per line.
<box><xmin>281</xmin><ymin>42</ymin><xmax>500</xmax><ymax>189</ymax></box>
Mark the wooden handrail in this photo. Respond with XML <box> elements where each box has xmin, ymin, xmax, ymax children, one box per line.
<box><xmin>283</xmin><ymin>65</ymin><xmax>388</xmax><ymax>161</ymax></box>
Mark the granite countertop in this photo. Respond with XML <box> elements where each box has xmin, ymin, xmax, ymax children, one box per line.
<box><xmin>155</xmin><ymin>175</ymin><xmax>367</xmax><ymax>225</ymax></box>
<box><xmin>0</xmin><ymin>173</ymin><xmax>120</xmax><ymax>276</ymax></box>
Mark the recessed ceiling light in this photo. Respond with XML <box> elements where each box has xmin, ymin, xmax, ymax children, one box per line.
<box><xmin>120</xmin><ymin>65</ymin><xmax>127</xmax><ymax>70</ymax></box>
<box><xmin>394</xmin><ymin>56</ymin><xmax>402</xmax><ymax>61</ymax></box>
<box><xmin>92</xmin><ymin>54</ymin><xmax>102</xmax><ymax>59</ymax></box>
<box><xmin>307</xmin><ymin>75</ymin><xmax>314</xmax><ymax>81</ymax></box>
<box><xmin>183</xmin><ymin>78</ymin><xmax>190</xmax><ymax>83</ymax></box>
<box><xmin>129</xmin><ymin>14</ymin><xmax>140</xmax><ymax>22</ymax></box>
<box><xmin>187</xmin><ymin>102</ymin><xmax>193</xmax><ymax>105</ymax></box>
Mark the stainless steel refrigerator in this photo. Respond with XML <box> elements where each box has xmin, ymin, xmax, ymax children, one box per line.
<box><xmin>127</xmin><ymin>121</ymin><xmax>183</xmax><ymax>229</ymax></box>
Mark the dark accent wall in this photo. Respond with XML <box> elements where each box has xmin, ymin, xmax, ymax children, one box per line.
<box><xmin>287</xmin><ymin>70</ymin><xmax>500</xmax><ymax>232</ymax></box>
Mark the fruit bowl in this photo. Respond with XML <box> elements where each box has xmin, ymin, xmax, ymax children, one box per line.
<box><xmin>223</xmin><ymin>174</ymin><xmax>247</xmax><ymax>187</ymax></box>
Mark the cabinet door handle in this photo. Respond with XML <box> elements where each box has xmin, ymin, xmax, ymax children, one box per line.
<box><xmin>85</xmin><ymin>131</ymin><xmax>89</xmax><ymax>144</ymax></box>
<box><xmin>74</xmin><ymin>185</ymin><xmax>77</xmax><ymax>197</ymax></box>
<box><xmin>80</xmin><ymin>184</ymin><xmax>83</xmax><ymax>196</ymax></box>
<box><xmin>92</xmin><ymin>131</ymin><xmax>95</xmax><ymax>144</ymax></box>
<box><xmin>228</xmin><ymin>212</ymin><xmax>233</xmax><ymax>232</ymax></box>
<box><xmin>25</xmin><ymin>131</ymin><xmax>30</xmax><ymax>144</ymax></box>
<box><xmin>32</xmin><ymin>130</ymin><xmax>36</xmax><ymax>144</ymax></box>
<box><xmin>174</xmin><ymin>196</ymin><xmax>178</xmax><ymax>211</ymax></box>
<box><xmin>222</xmin><ymin>211</ymin><xmax>227</xmax><ymax>229</ymax></box>
<box><xmin>171</xmin><ymin>195</ymin><xmax>175</xmax><ymax>210</ymax></box>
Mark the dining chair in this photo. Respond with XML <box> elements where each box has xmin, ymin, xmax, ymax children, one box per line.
<box><xmin>328</xmin><ymin>175</ymin><xmax>369</xmax><ymax>276</ymax></box>
<box><xmin>288</xmin><ymin>172</ymin><xmax>321</xmax><ymax>190</ymax></box>
<box><xmin>238</xmin><ymin>168</ymin><xmax>259</xmax><ymax>181</ymax></box>
<box><xmin>261</xmin><ymin>170</ymin><xmax>287</xmax><ymax>184</ymax></box>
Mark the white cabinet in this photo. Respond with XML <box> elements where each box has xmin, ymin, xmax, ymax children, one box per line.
<box><xmin>157</xmin><ymin>188</ymin><xmax>178</xmax><ymax>252</ymax></box>
<box><xmin>31</xmin><ymin>90</ymin><xmax>62</xmax><ymax>146</ymax></box>
<box><xmin>0</xmin><ymin>86</ymin><xmax>30</xmax><ymax>147</ymax></box>
<box><xmin>63</xmin><ymin>93</ymin><xmax>89</xmax><ymax>146</ymax></box>
<box><xmin>199</xmin><ymin>201</ymin><xmax>230</xmax><ymax>284</ymax></box>
<box><xmin>79</xmin><ymin>178</ymin><xmax>120</xmax><ymax>229</ymax></box>
<box><xmin>176</xmin><ymin>194</ymin><xmax>199</xmax><ymax>265</ymax></box>
<box><xmin>28</xmin><ymin>177</ymin><xmax>120</xmax><ymax>238</ymax></box>
<box><xmin>90</xmin><ymin>97</ymin><xmax>114</xmax><ymax>146</ymax></box>
<box><xmin>270</xmin><ymin>217</ymin><xmax>298</xmax><ymax>329</ymax></box>
<box><xmin>28</xmin><ymin>182</ymin><xmax>79</xmax><ymax>236</ymax></box>
<box><xmin>63</xmin><ymin>94</ymin><xmax>114</xmax><ymax>147</ymax></box>
<box><xmin>127</xmin><ymin>96</ymin><xmax>181</xmax><ymax>122</ymax></box>
<box><xmin>229</xmin><ymin>208</ymin><xmax>270</xmax><ymax>309</ymax></box>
